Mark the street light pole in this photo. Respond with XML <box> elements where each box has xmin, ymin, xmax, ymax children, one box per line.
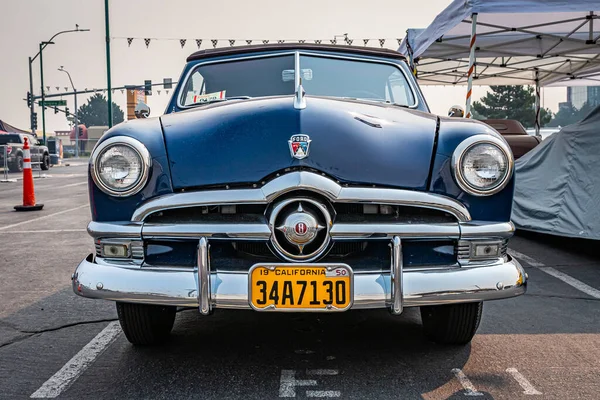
<box><xmin>59</xmin><ymin>66</ymin><xmax>79</xmax><ymax>158</ymax></box>
<box><xmin>39</xmin><ymin>42</ymin><xmax>48</xmax><ymax>143</ymax></box>
<box><xmin>28</xmin><ymin>25</ymin><xmax>90</xmax><ymax>143</ymax></box>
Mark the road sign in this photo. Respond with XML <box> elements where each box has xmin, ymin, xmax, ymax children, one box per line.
<box><xmin>40</xmin><ymin>100</ymin><xmax>67</xmax><ymax>107</ymax></box>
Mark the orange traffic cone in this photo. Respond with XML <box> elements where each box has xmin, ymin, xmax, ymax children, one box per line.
<box><xmin>14</xmin><ymin>137</ymin><xmax>44</xmax><ymax>211</ymax></box>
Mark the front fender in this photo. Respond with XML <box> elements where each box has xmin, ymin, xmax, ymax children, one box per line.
<box><xmin>429</xmin><ymin>117</ymin><xmax>514</xmax><ymax>222</ymax></box>
<box><xmin>89</xmin><ymin>118</ymin><xmax>173</xmax><ymax>222</ymax></box>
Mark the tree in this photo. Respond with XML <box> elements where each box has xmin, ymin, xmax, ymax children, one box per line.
<box><xmin>472</xmin><ymin>86</ymin><xmax>553</xmax><ymax>127</ymax></box>
<box><xmin>76</xmin><ymin>93</ymin><xmax>124</xmax><ymax>127</ymax></box>
<box><xmin>547</xmin><ymin>101</ymin><xmax>594</xmax><ymax>127</ymax></box>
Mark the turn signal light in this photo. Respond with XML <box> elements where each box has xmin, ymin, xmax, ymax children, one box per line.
<box><xmin>103</xmin><ymin>244</ymin><xmax>129</xmax><ymax>258</ymax></box>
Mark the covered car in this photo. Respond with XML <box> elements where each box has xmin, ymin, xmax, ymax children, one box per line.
<box><xmin>72</xmin><ymin>44</ymin><xmax>526</xmax><ymax>346</ymax></box>
<box><xmin>513</xmin><ymin>106</ymin><xmax>600</xmax><ymax>240</ymax></box>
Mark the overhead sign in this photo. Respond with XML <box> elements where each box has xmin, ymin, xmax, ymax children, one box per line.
<box><xmin>40</xmin><ymin>100</ymin><xmax>67</xmax><ymax>107</ymax></box>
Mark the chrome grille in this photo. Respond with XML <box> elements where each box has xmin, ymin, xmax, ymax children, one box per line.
<box><xmin>94</xmin><ymin>241</ymin><xmax>102</xmax><ymax>257</ymax></box>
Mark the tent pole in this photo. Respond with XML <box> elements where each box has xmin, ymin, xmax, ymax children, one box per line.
<box><xmin>465</xmin><ymin>13</ymin><xmax>478</xmax><ymax>118</ymax></box>
<box><xmin>535</xmin><ymin>70</ymin><xmax>541</xmax><ymax>138</ymax></box>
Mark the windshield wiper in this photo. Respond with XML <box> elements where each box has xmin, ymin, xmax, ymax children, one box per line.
<box><xmin>190</xmin><ymin>96</ymin><xmax>252</xmax><ymax>107</ymax></box>
<box><xmin>340</xmin><ymin>97</ymin><xmax>411</xmax><ymax>108</ymax></box>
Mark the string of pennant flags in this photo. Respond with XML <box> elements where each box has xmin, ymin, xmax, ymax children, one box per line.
<box><xmin>114</xmin><ymin>37</ymin><xmax>404</xmax><ymax>49</ymax></box>
<box><xmin>42</xmin><ymin>87</ymin><xmax>172</xmax><ymax>95</ymax></box>
<box><xmin>43</xmin><ymin>36</ymin><xmax>405</xmax><ymax>95</ymax></box>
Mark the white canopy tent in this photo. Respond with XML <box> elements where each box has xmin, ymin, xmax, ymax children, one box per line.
<box><xmin>398</xmin><ymin>0</ymin><xmax>600</xmax><ymax>133</ymax></box>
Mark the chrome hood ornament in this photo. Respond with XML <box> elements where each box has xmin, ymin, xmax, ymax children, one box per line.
<box><xmin>293</xmin><ymin>51</ymin><xmax>306</xmax><ymax>110</ymax></box>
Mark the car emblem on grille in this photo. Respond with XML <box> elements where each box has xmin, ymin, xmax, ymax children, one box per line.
<box><xmin>289</xmin><ymin>135</ymin><xmax>311</xmax><ymax>160</ymax></box>
<box><xmin>269</xmin><ymin>198</ymin><xmax>332</xmax><ymax>262</ymax></box>
<box><xmin>295</xmin><ymin>222</ymin><xmax>307</xmax><ymax>235</ymax></box>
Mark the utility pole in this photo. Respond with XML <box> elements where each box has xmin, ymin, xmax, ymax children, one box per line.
<box><xmin>39</xmin><ymin>42</ymin><xmax>47</xmax><ymax>143</ymax></box>
<box><xmin>105</xmin><ymin>0</ymin><xmax>113</xmax><ymax>128</ymax></box>
<box><xmin>28</xmin><ymin>57</ymin><xmax>35</xmax><ymax>135</ymax></box>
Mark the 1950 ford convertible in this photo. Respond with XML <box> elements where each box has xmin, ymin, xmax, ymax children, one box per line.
<box><xmin>72</xmin><ymin>44</ymin><xmax>526</xmax><ymax>345</ymax></box>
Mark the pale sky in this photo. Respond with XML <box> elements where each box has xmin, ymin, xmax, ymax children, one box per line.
<box><xmin>1</xmin><ymin>0</ymin><xmax>565</xmax><ymax>133</ymax></box>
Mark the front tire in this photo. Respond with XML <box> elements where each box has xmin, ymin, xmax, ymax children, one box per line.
<box><xmin>420</xmin><ymin>302</ymin><xmax>483</xmax><ymax>345</ymax></box>
<box><xmin>116</xmin><ymin>302</ymin><xmax>176</xmax><ymax>345</ymax></box>
<box><xmin>41</xmin><ymin>154</ymin><xmax>50</xmax><ymax>170</ymax></box>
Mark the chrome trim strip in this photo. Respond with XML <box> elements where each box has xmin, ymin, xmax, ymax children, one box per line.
<box><xmin>90</xmin><ymin>136</ymin><xmax>152</xmax><ymax>197</ymax></box>
<box><xmin>131</xmin><ymin>189</ymin><xmax>266</xmax><ymax>222</ymax></box>
<box><xmin>390</xmin><ymin>237</ymin><xmax>403</xmax><ymax>315</ymax></box>
<box><xmin>336</xmin><ymin>187</ymin><xmax>470</xmax><ymax>222</ymax></box>
<box><xmin>177</xmin><ymin>50</ymin><xmax>419</xmax><ymax>110</ymax></box>
<box><xmin>451</xmin><ymin>134</ymin><xmax>515</xmax><ymax>197</ymax></box>
<box><xmin>330</xmin><ymin>223</ymin><xmax>459</xmax><ymax>240</ymax></box>
<box><xmin>131</xmin><ymin>171</ymin><xmax>471</xmax><ymax>222</ymax></box>
<box><xmin>73</xmin><ymin>255</ymin><xmax>527</xmax><ymax>309</ymax></box>
<box><xmin>197</xmin><ymin>237</ymin><xmax>211</xmax><ymax>315</ymax></box>
<box><xmin>87</xmin><ymin>221</ymin><xmax>143</xmax><ymax>239</ymax></box>
<box><xmin>142</xmin><ymin>223</ymin><xmax>271</xmax><ymax>240</ymax></box>
<box><xmin>460</xmin><ymin>221</ymin><xmax>515</xmax><ymax>239</ymax></box>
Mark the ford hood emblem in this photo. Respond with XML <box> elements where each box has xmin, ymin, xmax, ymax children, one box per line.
<box><xmin>289</xmin><ymin>135</ymin><xmax>311</xmax><ymax>160</ymax></box>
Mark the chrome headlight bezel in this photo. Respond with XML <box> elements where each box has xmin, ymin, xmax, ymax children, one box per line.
<box><xmin>90</xmin><ymin>136</ymin><xmax>152</xmax><ymax>197</ymax></box>
<box><xmin>451</xmin><ymin>134</ymin><xmax>514</xmax><ymax>196</ymax></box>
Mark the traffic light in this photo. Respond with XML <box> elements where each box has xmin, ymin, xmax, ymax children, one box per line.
<box><xmin>32</xmin><ymin>113</ymin><xmax>38</xmax><ymax>130</ymax></box>
<box><xmin>144</xmin><ymin>80</ymin><xmax>152</xmax><ymax>96</ymax></box>
<box><xmin>65</xmin><ymin>107</ymin><xmax>69</xmax><ymax>116</ymax></box>
<box><xmin>27</xmin><ymin>92</ymin><xmax>32</xmax><ymax>107</ymax></box>
<box><xmin>78</xmin><ymin>126</ymin><xmax>84</xmax><ymax>137</ymax></box>
<box><xmin>54</xmin><ymin>106</ymin><xmax>59</xmax><ymax>114</ymax></box>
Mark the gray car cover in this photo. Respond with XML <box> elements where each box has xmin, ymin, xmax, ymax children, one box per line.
<box><xmin>512</xmin><ymin>106</ymin><xmax>600</xmax><ymax>240</ymax></box>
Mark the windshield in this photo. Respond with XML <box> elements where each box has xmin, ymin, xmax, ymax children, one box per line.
<box><xmin>180</xmin><ymin>54</ymin><xmax>415</xmax><ymax>107</ymax></box>
<box><xmin>0</xmin><ymin>134</ymin><xmax>20</xmax><ymax>145</ymax></box>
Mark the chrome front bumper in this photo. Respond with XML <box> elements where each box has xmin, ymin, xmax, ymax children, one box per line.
<box><xmin>72</xmin><ymin>253</ymin><xmax>527</xmax><ymax>311</ymax></box>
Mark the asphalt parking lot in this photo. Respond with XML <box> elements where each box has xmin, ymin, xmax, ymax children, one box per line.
<box><xmin>0</xmin><ymin>164</ymin><xmax>599</xmax><ymax>400</ymax></box>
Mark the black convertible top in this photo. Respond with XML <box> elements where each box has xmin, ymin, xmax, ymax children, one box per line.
<box><xmin>186</xmin><ymin>43</ymin><xmax>406</xmax><ymax>62</ymax></box>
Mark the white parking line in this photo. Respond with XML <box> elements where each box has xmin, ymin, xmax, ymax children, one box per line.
<box><xmin>279</xmin><ymin>370</ymin><xmax>317</xmax><ymax>397</ymax></box>
<box><xmin>506</xmin><ymin>368</ymin><xmax>542</xmax><ymax>395</ymax></box>
<box><xmin>60</xmin><ymin>181</ymin><xmax>87</xmax><ymax>188</ymax></box>
<box><xmin>306</xmin><ymin>391</ymin><xmax>341</xmax><ymax>398</ymax></box>
<box><xmin>0</xmin><ymin>204</ymin><xmax>88</xmax><ymax>231</ymax></box>
<box><xmin>30</xmin><ymin>321</ymin><xmax>121</xmax><ymax>398</ymax></box>
<box><xmin>509</xmin><ymin>249</ymin><xmax>600</xmax><ymax>299</ymax></box>
<box><xmin>507</xmin><ymin>249</ymin><xmax>545</xmax><ymax>267</ymax></box>
<box><xmin>451</xmin><ymin>368</ymin><xmax>483</xmax><ymax>396</ymax></box>
<box><xmin>306</xmin><ymin>369</ymin><xmax>339</xmax><ymax>376</ymax></box>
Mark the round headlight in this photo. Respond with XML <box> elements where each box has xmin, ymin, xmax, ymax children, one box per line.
<box><xmin>452</xmin><ymin>135</ymin><xmax>513</xmax><ymax>196</ymax></box>
<box><xmin>91</xmin><ymin>137</ymin><xmax>151</xmax><ymax>197</ymax></box>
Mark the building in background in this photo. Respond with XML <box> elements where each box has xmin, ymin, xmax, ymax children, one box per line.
<box><xmin>567</xmin><ymin>86</ymin><xmax>600</xmax><ymax>109</ymax></box>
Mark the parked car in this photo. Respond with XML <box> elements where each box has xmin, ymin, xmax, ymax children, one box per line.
<box><xmin>72</xmin><ymin>43</ymin><xmax>526</xmax><ymax>346</ymax></box>
<box><xmin>480</xmin><ymin>119</ymin><xmax>541</xmax><ymax>159</ymax></box>
<box><xmin>0</xmin><ymin>133</ymin><xmax>50</xmax><ymax>172</ymax></box>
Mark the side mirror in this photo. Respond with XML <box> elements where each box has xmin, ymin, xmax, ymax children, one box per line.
<box><xmin>135</xmin><ymin>102</ymin><xmax>151</xmax><ymax>119</ymax></box>
<box><xmin>448</xmin><ymin>105</ymin><xmax>465</xmax><ymax>118</ymax></box>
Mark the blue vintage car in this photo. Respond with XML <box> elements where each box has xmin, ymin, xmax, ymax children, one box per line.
<box><xmin>73</xmin><ymin>44</ymin><xmax>526</xmax><ymax>345</ymax></box>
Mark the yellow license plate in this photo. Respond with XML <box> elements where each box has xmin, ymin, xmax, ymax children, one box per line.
<box><xmin>249</xmin><ymin>264</ymin><xmax>353</xmax><ymax>311</ymax></box>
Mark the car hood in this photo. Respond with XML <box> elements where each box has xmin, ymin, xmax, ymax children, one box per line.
<box><xmin>160</xmin><ymin>96</ymin><xmax>438</xmax><ymax>190</ymax></box>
